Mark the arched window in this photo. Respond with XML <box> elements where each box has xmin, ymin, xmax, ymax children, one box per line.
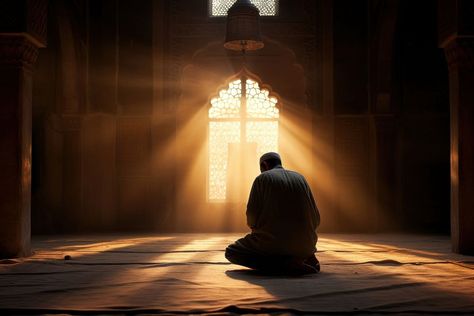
<box><xmin>210</xmin><ymin>0</ymin><xmax>278</xmax><ymax>17</ymax></box>
<box><xmin>208</xmin><ymin>74</ymin><xmax>279</xmax><ymax>201</ymax></box>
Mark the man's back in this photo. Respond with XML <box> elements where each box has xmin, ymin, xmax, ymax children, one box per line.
<box><xmin>243</xmin><ymin>166</ymin><xmax>320</xmax><ymax>257</ymax></box>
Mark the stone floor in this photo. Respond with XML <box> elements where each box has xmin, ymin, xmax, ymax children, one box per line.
<box><xmin>0</xmin><ymin>233</ymin><xmax>473</xmax><ymax>315</ymax></box>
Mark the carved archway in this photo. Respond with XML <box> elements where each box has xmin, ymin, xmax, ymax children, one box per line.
<box><xmin>174</xmin><ymin>39</ymin><xmax>310</xmax><ymax>232</ymax></box>
<box><xmin>207</xmin><ymin>69</ymin><xmax>281</xmax><ymax>203</ymax></box>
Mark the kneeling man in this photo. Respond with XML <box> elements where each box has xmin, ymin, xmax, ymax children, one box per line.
<box><xmin>225</xmin><ymin>152</ymin><xmax>321</xmax><ymax>275</ymax></box>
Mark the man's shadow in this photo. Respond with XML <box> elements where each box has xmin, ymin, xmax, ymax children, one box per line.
<box><xmin>226</xmin><ymin>268</ymin><xmax>320</xmax><ymax>279</ymax></box>
<box><xmin>225</xmin><ymin>268</ymin><xmax>325</xmax><ymax>308</ymax></box>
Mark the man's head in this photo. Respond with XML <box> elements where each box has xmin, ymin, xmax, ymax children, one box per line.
<box><xmin>259</xmin><ymin>152</ymin><xmax>282</xmax><ymax>173</ymax></box>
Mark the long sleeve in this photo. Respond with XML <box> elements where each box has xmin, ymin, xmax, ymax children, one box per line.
<box><xmin>306</xmin><ymin>180</ymin><xmax>321</xmax><ymax>228</ymax></box>
<box><xmin>246</xmin><ymin>177</ymin><xmax>261</xmax><ymax>229</ymax></box>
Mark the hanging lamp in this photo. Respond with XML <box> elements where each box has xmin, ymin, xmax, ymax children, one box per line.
<box><xmin>224</xmin><ymin>0</ymin><xmax>264</xmax><ymax>52</ymax></box>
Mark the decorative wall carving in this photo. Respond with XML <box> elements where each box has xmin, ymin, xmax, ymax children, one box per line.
<box><xmin>444</xmin><ymin>38</ymin><xmax>474</xmax><ymax>71</ymax></box>
<box><xmin>26</xmin><ymin>0</ymin><xmax>48</xmax><ymax>45</ymax></box>
<box><xmin>0</xmin><ymin>36</ymin><xmax>39</xmax><ymax>68</ymax></box>
<box><xmin>166</xmin><ymin>0</ymin><xmax>322</xmax><ymax>112</ymax></box>
<box><xmin>0</xmin><ymin>0</ymin><xmax>47</xmax><ymax>47</ymax></box>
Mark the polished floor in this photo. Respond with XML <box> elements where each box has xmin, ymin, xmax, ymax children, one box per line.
<box><xmin>0</xmin><ymin>233</ymin><xmax>473</xmax><ymax>315</ymax></box>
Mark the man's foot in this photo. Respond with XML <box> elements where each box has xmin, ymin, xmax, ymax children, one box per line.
<box><xmin>283</xmin><ymin>258</ymin><xmax>319</xmax><ymax>276</ymax></box>
<box><xmin>304</xmin><ymin>254</ymin><xmax>321</xmax><ymax>272</ymax></box>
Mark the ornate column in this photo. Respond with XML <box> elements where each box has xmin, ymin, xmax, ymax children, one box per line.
<box><xmin>439</xmin><ymin>0</ymin><xmax>474</xmax><ymax>254</ymax></box>
<box><xmin>443</xmin><ymin>38</ymin><xmax>474</xmax><ymax>254</ymax></box>
<box><xmin>0</xmin><ymin>0</ymin><xmax>47</xmax><ymax>258</ymax></box>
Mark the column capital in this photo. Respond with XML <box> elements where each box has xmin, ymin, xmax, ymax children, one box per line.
<box><xmin>444</xmin><ymin>37</ymin><xmax>474</xmax><ymax>71</ymax></box>
<box><xmin>0</xmin><ymin>35</ymin><xmax>39</xmax><ymax>69</ymax></box>
<box><xmin>0</xmin><ymin>0</ymin><xmax>47</xmax><ymax>47</ymax></box>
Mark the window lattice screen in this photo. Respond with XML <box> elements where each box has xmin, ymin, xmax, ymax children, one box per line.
<box><xmin>210</xmin><ymin>0</ymin><xmax>278</xmax><ymax>16</ymax></box>
<box><xmin>208</xmin><ymin>78</ymin><xmax>279</xmax><ymax>200</ymax></box>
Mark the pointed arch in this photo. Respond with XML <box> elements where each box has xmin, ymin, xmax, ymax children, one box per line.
<box><xmin>208</xmin><ymin>69</ymin><xmax>281</xmax><ymax>201</ymax></box>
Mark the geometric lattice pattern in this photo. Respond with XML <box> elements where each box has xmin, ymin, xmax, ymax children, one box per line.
<box><xmin>209</xmin><ymin>80</ymin><xmax>242</xmax><ymax>119</ymax></box>
<box><xmin>246</xmin><ymin>79</ymin><xmax>279</xmax><ymax>118</ymax></box>
<box><xmin>246</xmin><ymin>121</ymin><xmax>279</xmax><ymax>159</ymax></box>
<box><xmin>210</xmin><ymin>0</ymin><xmax>278</xmax><ymax>16</ymax></box>
<box><xmin>208</xmin><ymin>121</ymin><xmax>241</xmax><ymax>200</ymax></box>
<box><xmin>208</xmin><ymin>78</ymin><xmax>279</xmax><ymax>200</ymax></box>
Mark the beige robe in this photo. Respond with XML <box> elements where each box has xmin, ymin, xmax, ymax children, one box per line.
<box><xmin>238</xmin><ymin>166</ymin><xmax>320</xmax><ymax>258</ymax></box>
